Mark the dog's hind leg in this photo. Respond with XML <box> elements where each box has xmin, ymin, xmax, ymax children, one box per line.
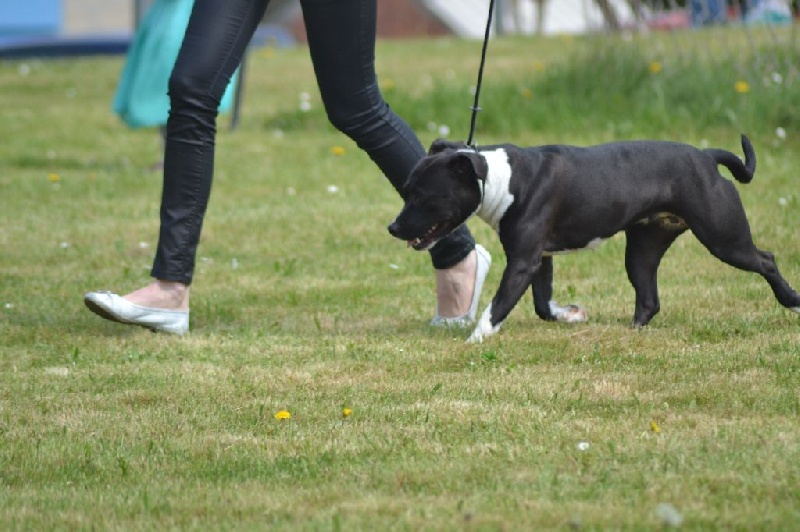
<box><xmin>625</xmin><ymin>223</ymin><xmax>685</xmax><ymax>327</ymax></box>
<box><xmin>686</xmin><ymin>185</ymin><xmax>800</xmax><ymax>313</ymax></box>
<box><xmin>531</xmin><ymin>256</ymin><xmax>588</xmax><ymax>323</ymax></box>
<box><xmin>700</xmin><ymin>242</ymin><xmax>800</xmax><ymax>313</ymax></box>
<box><xmin>531</xmin><ymin>256</ymin><xmax>555</xmax><ymax>320</ymax></box>
<box><xmin>754</xmin><ymin>251</ymin><xmax>800</xmax><ymax>313</ymax></box>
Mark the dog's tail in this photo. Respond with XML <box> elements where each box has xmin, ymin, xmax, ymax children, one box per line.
<box><xmin>704</xmin><ymin>134</ymin><xmax>756</xmax><ymax>184</ymax></box>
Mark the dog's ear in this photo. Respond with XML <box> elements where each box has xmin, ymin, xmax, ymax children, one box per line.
<box><xmin>449</xmin><ymin>152</ymin><xmax>488</xmax><ymax>183</ymax></box>
<box><xmin>428</xmin><ymin>138</ymin><xmax>465</xmax><ymax>155</ymax></box>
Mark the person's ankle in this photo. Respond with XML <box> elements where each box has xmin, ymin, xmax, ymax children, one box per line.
<box><xmin>124</xmin><ymin>280</ymin><xmax>190</xmax><ymax>310</ymax></box>
<box><xmin>155</xmin><ymin>280</ymin><xmax>190</xmax><ymax>308</ymax></box>
<box><xmin>435</xmin><ymin>250</ymin><xmax>477</xmax><ymax>318</ymax></box>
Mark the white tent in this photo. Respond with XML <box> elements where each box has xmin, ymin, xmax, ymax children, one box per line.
<box><xmin>421</xmin><ymin>0</ymin><xmax>640</xmax><ymax>37</ymax></box>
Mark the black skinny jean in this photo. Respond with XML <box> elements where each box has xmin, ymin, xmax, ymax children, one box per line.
<box><xmin>152</xmin><ymin>0</ymin><xmax>475</xmax><ymax>285</ymax></box>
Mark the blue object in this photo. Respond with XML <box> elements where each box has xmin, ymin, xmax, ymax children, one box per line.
<box><xmin>113</xmin><ymin>0</ymin><xmax>237</xmax><ymax>128</ymax></box>
<box><xmin>691</xmin><ymin>0</ymin><xmax>729</xmax><ymax>26</ymax></box>
<box><xmin>743</xmin><ymin>0</ymin><xmax>793</xmax><ymax>25</ymax></box>
<box><xmin>0</xmin><ymin>34</ymin><xmax>131</xmax><ymax>59</ymax></box>
<box><xmin>0</xmin><ymin>0</ymin><xmax>61</xmax><ymax>38</ymax></box>
<box><xmin>0</xmin><ymin>25</ymin><xmax>295</xmax><ymax>60</ymax></box>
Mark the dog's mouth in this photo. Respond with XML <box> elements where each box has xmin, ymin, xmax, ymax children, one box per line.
<box><xmin>407</xmin><ymin>222</ymin><xmax>451</xmax><ymax>251</ymax></box>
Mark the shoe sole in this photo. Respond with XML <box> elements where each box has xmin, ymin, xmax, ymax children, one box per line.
<box><xmin>84</xmin><ymin>297</ymin><xmax>160</xmax><ymax>333</ymax></box>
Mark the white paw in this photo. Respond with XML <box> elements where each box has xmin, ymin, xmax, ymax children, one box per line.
<box><xmin>467</xmin><ymin>329</ymin><xmax>484</xmax><ymax>343</ymax></box>
<box><xmin>467</xmin><ymin>304</ymin><xmax>501</xmax><ymax>343</ymax></box>
<box><xmin>791</xmin><ymin>306</ymin><xmax>800</xmax><ymax>314</ymax></box>
<box><xmin>549</xmin><ymin>301</ymin><xmax>588</xmax><ymax>323</ymax></box>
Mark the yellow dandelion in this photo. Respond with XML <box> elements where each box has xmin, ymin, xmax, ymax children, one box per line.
<box><xmin>650</xmin><ymin>420</ymin><xmax>661</xmax><ymax>434</ymax></box>
<box><xmin>649</xmin><ymin>61</ymin><xmax>662</xmax><ymax>74</ymax></box>
<box><xmin>734</xmin><ymin>80</ymin><xmax>750</xmax><ymax>94</ymax></box>
<box><xmin>274</xmin><ymin>410</ymin><xmax>291</xmax><ymax>420</ymax></box>
<box><xmin>48</xmin><ymin>173</ymin><xmax>60</xmax><ymax>183</ymax></box>
<box><xmin>380</xmin><ymin>79</ymin><xmax>396</xmax><ymax>92</ymax></box>
<box><xmin>261</xmin><ymin>47</ymin><xmax>275</xmax><ymax>59</ymax></box>
<box><xmin>342</xmin><ymin>407</ymin><xmax>353</xmax><ymax>418</ymax></box>
<box><xmin>520</xmin><ymin>87</ymin><xmax>533</xmax><ymax>99</ymax></box>
<box><xmin>330</xmin><ymin>146</ymin><xmax>346</xmax><ymax>156</ymax></box>
<box><xmin>532</xmin><ymin>60</ymin><xmax>546</xmax><ymax>72</ymax></box>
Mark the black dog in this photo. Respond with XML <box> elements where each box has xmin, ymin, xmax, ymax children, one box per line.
<box><xmin>388</xmin><ymin>136</ymin><xmax>800</xmax><ymax>342</ymax></box>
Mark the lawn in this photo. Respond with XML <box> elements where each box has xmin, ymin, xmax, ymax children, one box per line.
<box><xmin>1</xmin><ymin>29</ymin><xmax>798</xmax><ymax>530</ymax></box>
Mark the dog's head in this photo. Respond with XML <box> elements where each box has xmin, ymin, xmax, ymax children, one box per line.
<box><xmin>388</xmin><ymin>139</ymin><xmax>488</xmax><ymax>250</ymax></box>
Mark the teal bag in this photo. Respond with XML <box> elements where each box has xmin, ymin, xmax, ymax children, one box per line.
<box><xmin>113</xmin><ymin>0</ymin><xmax>236</xmax><ymax>128</ymax></box>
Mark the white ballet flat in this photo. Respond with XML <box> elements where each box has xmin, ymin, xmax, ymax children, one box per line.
<box><xmin>84</xmin><ymin>291</ymin><xmax>189</xmax><ymax>335</ymax></box>
<box><xmin>431</xmin><ymin>244</ymin><xmax>492</xmax><ymax>328</ymax></box>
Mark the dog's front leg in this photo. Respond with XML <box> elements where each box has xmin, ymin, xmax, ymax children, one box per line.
<box><xmin>468</xmin><ymin>256</ymin><xmax>541</xmax><ymax>343</ymax></box>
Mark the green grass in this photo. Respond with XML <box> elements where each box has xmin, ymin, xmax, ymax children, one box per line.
<box><xmin>1</xmin><ymin>29</ymin><xmax>799</xmax><ymax>530</ymax></box>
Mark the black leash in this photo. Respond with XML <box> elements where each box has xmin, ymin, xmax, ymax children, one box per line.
<box><xmin>466</xmin><ymin>0</ymin><xmax>497</xmax><ymax>149</ymax></box>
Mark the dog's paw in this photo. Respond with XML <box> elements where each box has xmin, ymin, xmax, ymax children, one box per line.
<box><xmin>466</xmin><ymin>329</ymin><xmax>484</xmax><ymax>343</ymax></box>
<box><xmin>466</xmin><ymin>304</ymin><xmax>501</xmax><ymax>343</ymax></box>
<box><xmin>549</xmin><ymin>301</ymin><xmax>588</xmax><ymax>323</ymax></box>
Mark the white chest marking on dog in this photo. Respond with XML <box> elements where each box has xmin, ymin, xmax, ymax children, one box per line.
<box><xmin>459</xmin><ymin>148</ymin><xmax>514</xmax><ymax>232</ymax></box>
<box><xmin>467</xmin><ymin>303</ymin><xmax>502</xmax><ymax>343</ymax></box>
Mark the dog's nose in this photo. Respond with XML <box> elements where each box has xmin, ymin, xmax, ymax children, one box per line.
<box><xmin>387</xmin><ymin>221</ymin><xmax>401</xmax><ymax>238</ymax></box>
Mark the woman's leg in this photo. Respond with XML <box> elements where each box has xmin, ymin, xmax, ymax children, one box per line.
<box><xmin>126</xmin><ymin>0</ymin><xmax>270</xmax><ymax>310</ymax></box>
<box><xmin>300</xmin><ymin>0</ymin><xmax>482</xmax><ymax>317</ymax></box>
